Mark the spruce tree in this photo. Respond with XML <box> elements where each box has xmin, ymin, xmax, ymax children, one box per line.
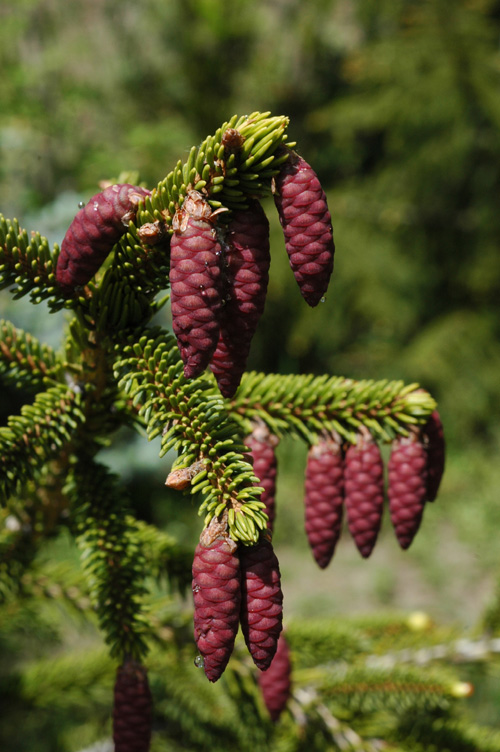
<box><xmin>1</xmin><ymin>111</ymin><xmax>497</xmax><ymax>751</ymax></box>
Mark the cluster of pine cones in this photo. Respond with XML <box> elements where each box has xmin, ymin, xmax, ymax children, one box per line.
<box><xmin>247</xmin><ymin>411</ymin><xmax>445</xmax><ymax>569</ymax></box>
<box><xmin>169</xmin><ymin>145</ymin><xmax>334</xmax><ymax>396</ymax></box>
<box><xmin>54</xmin><ymin>141</ymin><xmax>335</xmax><ymax>402</ymax></box>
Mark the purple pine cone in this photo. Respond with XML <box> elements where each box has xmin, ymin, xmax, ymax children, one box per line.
<box><xmin>257</xmin><ymin>632</ymin><xmax>292</xmax><ymax>722</ymax></box>
<box><xmin>245</xmin><ymin>423</ymin><xmax>279</xmax><ymax>532</ymax></box>
<box><xmin>423</xmin><ymin>410</ymin><xmax>445</xmax><ymax>501</ymax></box>
<box><xmin>239</xmin><ymin>537</ymin><xmax>283</xmax><ymax>671</ymax></box>
<box><xmin>273</xmin><ymin>151</ymin><xmax>335</xmax><ymax>306</ymax></box>
<box><xmin>388</xmin><ymin>434</ymin><xmax>428</xmax><ymax>550</ymax></box>
<box><xmin>304</xmin><ymin>438</ymin><xmax>344</xmax><ymax>569</ymax></box>
<box><xmin>112</xmin><ymin>659</ymin><xmax>153</xmax><ymax>752</ymax></box>
<box><xmin>344</xmin><ymin>436</ymin><xmax>384</xmax><ymax>558</ymax></box>
<box><xmin>192</xmin><ymin>526</ymin><xmax>241</xmax><ymax>682</ymax></box>
<box><xmin>170</xmin><ymin>191</ymin><xmax>225</xmax><ymax>379</ymax></box>
<box><xmin>210</xmin><ymin>201</ymin><xmax>270</xmax><ymax>397</ymax></box>
<box><xmin>56</xmin><ymin>183</ymin><xmax>151</xmax><ymax>292</ymax></box>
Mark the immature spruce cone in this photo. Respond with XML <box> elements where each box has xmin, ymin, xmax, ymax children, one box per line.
<box><xmin>210</xmin><ymin>202</ymin><xmax>270</xmax><ymax>397</ymax></box>
<box><xmin>344</xmin><ymin>436</ymin><xmax>384</xmax><ymax>558</ymax></box>
<box><xmin>56</xmin><ymin>183</ymin><xmax>151</xmax><ymax>292</ymax></box>
<box><xmin>192</xmin><ymin>522</ymin><xmax>241</xmax><ymax>682</ymax></box>
<box><xmin>304</xmin><ymin>437</ymin><xmax>344</xmax><ymax>569</ymax></box>
<box><xmin>257</xmin><ymin>632</ymin><xmax>292</xmax><ymax>722</ymax></box>
<box><xmin>245</xmin><ymin>423</ymin><xmax>279</xmax><ymax>532</ymax></box>
<box><xmin>273</xmin><ymin>151</ymin><xmax>334</xmax><ymax>306</ymax></box>
<box><xmin>388</xmin><ymin>434</ymin><xmax>428</xmax><ymax>550</ymax></box>
<box><xmin>423</xmin><ymin>410</ymin><xmax>445</xmax><ymax>501</ymax></box>
<box><xmin>113</xmin><ymin>660</ymin><xmax>153</xmax><ymax>752</ymax></box>
<box><xmin>170</xmin><ymin>191</ymin><xmax>224</xmax><ymax>379</ymax></box>
<box><xmin>240</xmin><ymin>537</ymin><xmax>283</xmax><ymax>670</ymax></box>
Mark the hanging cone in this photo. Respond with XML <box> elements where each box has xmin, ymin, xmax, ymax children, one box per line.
<box><xmin>192</xmin><ymin>521</ymin><xmax>241</xmax><ymax>682</ymax></box>
<box><xmin>170</xmin><ymin>191</ymin><xmax>225</xmax><ymax>379</ymax></box>
<box><xmin>344</xmin><ymin>435</ymin><xmax>384</xmax><ymax>558</ymax></box>
<box><xmin>56</xmin><ymin>183</ymin><xmax>151</xmax><ymax>292</ymax></box>
<box><xmin>423</xmin><ymin>410</ymin><xmax>445</xmax><ymax>501</ymax></box>
<box><xmin>304</xmin><ymin>437</ymin><xmax>344</xmax><ymax>569</ymax></box>
<box><xmin>113</xmin><ymin>659</ymin><xmax>153</xmax><ymax>752</ymax></box>
<box><xmin>273</xmin><ymin>150</ymin><xmax>334</xmax><ymax>306</ymax></box>
<box><xmin>244</xmin><ymin>422</ymin><xmax>279</xmax><ymax>532</ymax></box>
<box><xmin>257</xmin><ymin>632</ymin><xmax>292</xmax><ymax>722</ymax></box>
<box><xmin>239</xmin><ymin>537</ymin><xmax>283</xmax><ymax>670</ymax></box>
<box><xmin>210</xmin><ymin>201</ymin><xmax>270</xmax><ymax>397</ymax></box>
<box><xmin>388</xmin><ymin>433</ymin><xmax>428</xmax><ymax>550</ymax></box>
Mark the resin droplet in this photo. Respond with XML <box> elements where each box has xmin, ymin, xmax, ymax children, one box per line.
<box><xmin>78</xmin><ymin>201</ymin><xmax>85</xmax><ymax>209</ymax></box>
<box><xmin>194</xmin><ymin>654</ymin><xmax>205</xmax><ymax>668</ymax></box>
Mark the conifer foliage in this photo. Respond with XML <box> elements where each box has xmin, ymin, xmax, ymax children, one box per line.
<box><xmin>0</xmin><ymin>111</ymin><xmax>454</xmax><ymax>750</ymax></box>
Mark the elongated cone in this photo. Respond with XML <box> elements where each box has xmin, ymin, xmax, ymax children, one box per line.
<box><xmin>344</xmin><ymin>436</ymin><xmax>384</xmax><ymax>558</ymax></box>
<box><xmin>240</xmin><ymin>537</ymin><xmax>283</xmax><ymax>670</ymax></box>
<box><xmin>170</xmin><ymin>191</ymin><xmax>224</xmax><ymax>379</ymax></box>
<box><xmin>56</xmin><ymin>183</ymin><xmax>151</xmax><ymax>292</ymax></box>
<box><xmin>304</xmin><ymin>437</ymin><xmax>344</xmax><ymax>569</ymax></box>
<box><xmin>192</xmin><ymin>522</ymin><xmax>241</xmax><ymax>682</ymax></box>
<box><xmin>257</xmin><ymin>632</ymin><xmax>292</xmax><ymax>722</ymax></box>
<box><xmin>113</xmin><ymin>659</ymin><xmax>152</xmax><ymax>752</ymax></box>
<box><xmin>273</xmin><ymin>151</ymin><xmax>334</xmax><ymax>306</ymax></box>
<box><xmin>245</xmin><ymin>423</ymin><xmax>279</xmax><ymax>532</ymax></box>
<box><xmin>210</xmin><ymin>202</ymin><xmax>270</xmax><ymax>397</ymax></box>
<box><xmin>423</xmin><ymin>410</ymin><xmax>445</xmax><ymax>501</ymax></box>
<box><xmin>388</xmin><ymin>434</ymin><xmax>428</xmax><ymax>550</ymax></box>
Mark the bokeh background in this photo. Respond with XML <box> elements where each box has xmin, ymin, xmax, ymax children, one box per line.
<box><xmin>2</xmin><ymin>0</ymin><xmax>500</xmax><ymax>741</ymax></box>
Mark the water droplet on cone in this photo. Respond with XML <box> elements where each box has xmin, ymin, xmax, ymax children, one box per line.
<box><xmin>194</xmin><ymin>655</ymin><xmax>205</xmax><ymax>668</ymax></box>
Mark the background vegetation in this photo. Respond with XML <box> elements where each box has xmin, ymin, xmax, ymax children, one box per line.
<box><xmin>1</xmin><ymin>0</ymin><xmax>500</xmax><ymax>748</ymax></box>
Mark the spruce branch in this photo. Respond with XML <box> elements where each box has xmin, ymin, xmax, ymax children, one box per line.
<box><xmin>0</xmin><ymin>214</ymin><xmax>64</xmax><ymax>309</ymax></box>
<box><xmin>114</xmin><ymin>329</ymin><xmax>268</xmax><ymax>543</ymax></box>
<box><xmin>0</xmin><ymin>319</ymin><xmax>62</xmax><ymax>391</ymax></box>
<box><xmin>0</xmin><ymin>385</ymin><xmax>85</xmax><ymax>503</ymax></box>
<box><xmin>229</xmin><ymin>372</ymin><xmax>436</xmax><ymax>444</ymax></box>
<box><xmin>68</xmin><ymin>461</ymin><xmax>150</xmax><ymax>661</ymax></box>
<box><xmin>319</xmin><ymin>665</ymin><xmax>460</xmax><ymax>715</ymax></box>
<box><xmin>135</xmin><ymin>111</ymin><xmax>291</xmax><ymax>229</ymax></box>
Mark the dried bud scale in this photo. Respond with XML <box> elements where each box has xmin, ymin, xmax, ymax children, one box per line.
<box><xmin>239</xmin><ymin>537</ymin><xmax>283</xmax><ymax>671</ymax></box>
<box><xmin>192</xmin><ymin>523</ymin><xmax>241</xmax><ymax>682</ymax></box>
<box><xmin>56</xmin><ymin>183</ymin><xmax>151</xmax><ymax>292</ymax></box>
<box><xmin>344</xmin><ymin>436</ymin><xmax>385</xmax><ymax>558</ymax></box>
<box><xmin>388</xmin><ymin>434</ymin><xmax>428</xmax><ymax>550</ymax></box>
<box><xmin>170</xmin><ymin>191</ymin><xmax>225</xmax><ymax>379</ymax></box>
<box><xmin>304</xmin><ymin>438</ymin><xmax>344</xmax><ymax>569</ymax></box>
<box><xmin>244</xmin><ymin>423</ymin><xmax>279</xmax><ymax>532</ymax></box>
<box><xmin>113</xmin><ymin>660</ymin><xmax>153</xmax><ymax>752</ymax></box>
<box><xmin>210</xmin><ymin>201</ymin><xmax>270</xmax><ymax>397</ymax></box>
<box><xmin>257</xmin><ymin>632</ymin><xmax>292</xmax><ymax>723</ymax></box>
<box><xmin>423</xmin><ymin>410</ymin><xmax>445</xmax><ymax>501</ymax></box>
<box><xmin>273</xmin><ymin>151</ymin><xmax>334</xmax><ymax>307</ymax></box>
